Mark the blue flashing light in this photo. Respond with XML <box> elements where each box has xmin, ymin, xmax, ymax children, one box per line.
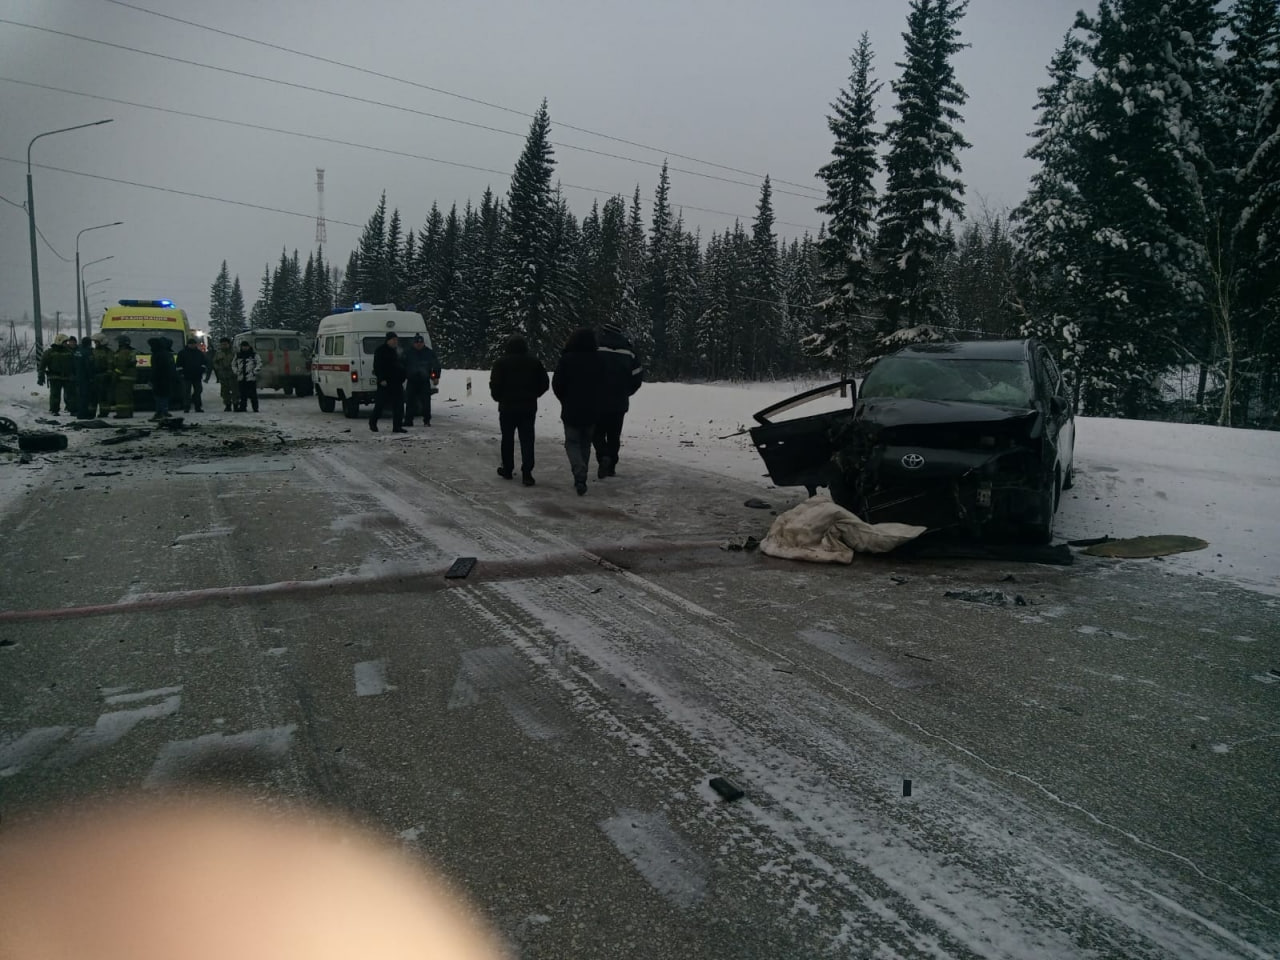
<box><xmin>353</xmin><ymin>303</ymin><xmax>363</xmax><ymax>310</ymax></box>
<box><xmin>159</xmin><ymin>299</ymin><xmax>173</xmax><ymax>307</ymax></box>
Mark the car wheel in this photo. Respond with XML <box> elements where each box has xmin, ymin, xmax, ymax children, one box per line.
<box><xmin>1063</xmin><ymin>462</ymin><xmax>1074</xmax><ymax>490</ymax></box>
<box><xmin>1020</xmin><ymin>469</ymin><xmax>1059</xmax><ymax>545</ymax></box>
<box><xmin>317</xmin><ymin>390</ymin><xmax>336</xmax><ymax>414</ymax></box>
<box><xmin>283</xmin><ymin>385</ymin><xmax>294</xmax><ymax>397</ymax></box>
<box><xmin>341</xmin><ymin>396</ymin><xmax>361</xmax><ymax>419</ymax></box>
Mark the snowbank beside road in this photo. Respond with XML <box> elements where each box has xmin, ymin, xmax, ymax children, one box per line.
<box><xmin>436</xmin><ymin>371</ymin><xmax>1280</xmax><ymax>595</ymax></box>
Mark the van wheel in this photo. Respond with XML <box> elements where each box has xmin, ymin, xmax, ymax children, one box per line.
<box><xmin>283</xmin><ymin>385</ymin><xmax>294</xmax><ymax>397</ymax></box>
<box><xmin>317</xmin><ymin>391</ymin><xmax>336</xmax><ymax>414</ymax></box>
<box><xmin>342</xmin><ymin>396</ymin><xmax>361</xmax><ymax>419</ymax></box>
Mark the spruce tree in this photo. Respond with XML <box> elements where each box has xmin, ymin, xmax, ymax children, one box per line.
<box><xmin>228</xmin><ymin>276</ymin><xmax>246</xmax><ymax>332</ymax></box>
<box><xmin>809</xmin><ymin>33</ymin><xmax>882</xmax><ymax>377</ymax></box>
<box><xmin>434</xmin><ymin>203</ymin><xmax>464</xmax><ymax>361</ymax></box>
<box><xmin>384</xmin><ymin>209</ymin><xmax>403</xmax><ymax>307</ymax></box>
<box><xmin>646</xmin><ymin>162</ymin><xmax>673</xmax><ymax>375</ymax></box>
<box><xmin>249</xmin><ymin>264</ymin><xmax>271</xmax><ymax>327</ymax></box>
<box><xmin>338</xmin><ymin>250</ymin><xmax>360</xmax><ymax>306</ymax></box>
<box><xmin>876</xmin><ymin>0</ymin><xmax>971</xmax><ymax>331</ymax></box>
<box><xmin>619</xmin><ymin>186</ymin><xmax>650</xmax><ymax>360</ymax></box>
<box><xmin>209</xmin><ymin>260</ymin><xmax>233</xmax><ymax>340</ymax></box>
<box><xmin>497</xmin><ymin>100</ymin><xmax>558</xmax><ymax>358</ymax></box>
<box><xmin>356</xmin><ymin>192</ymin><xmax>388</xmax><ymax>304</ymax></box>
<box><xmin>746</xmin><ymin>177</ymin><xmax>781</xmax><ymax>378</ymax></box>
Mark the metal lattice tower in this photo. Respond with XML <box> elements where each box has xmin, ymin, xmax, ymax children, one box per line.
<box><xmin>314</xmin><ymin>168</ymin><xmax>327</xmax><ymax>245</ymax></box>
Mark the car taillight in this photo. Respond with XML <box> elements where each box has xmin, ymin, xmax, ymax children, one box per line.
<box><xmin>351</xmin><ymin>371</ymin><xmax>358</xmax><ymax>382</ymax></box>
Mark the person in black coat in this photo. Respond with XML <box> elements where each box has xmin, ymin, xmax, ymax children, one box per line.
<box><xmin>551</xmin><ymin>328</ymin><xmax>606</xmax><ymax>495</ymax></box>
<box><xmin>402</xmin><ymin>334</ymin><xmax>441</xmax><ymax>427</ymax></box>
<box><xmin>489</xmin><ymin>336</ymin><xmax>550</xmax><ymax>486</ymax></box>
<box><xmin>72</xmin><ymin>337</ymin><xmax>97</xmax><ymax>419</ymax></box>
<box><xmin>147</xmin><ymin>337</ymin><xmax>177</xmax><ymax>420</ymax></box>
<box><xmin>176</xmin><ymin>338</ymin><xmax>211</xmax><ymax>413</ymax></box>
<box><xmin>593</xmin><ymin>322</ymin><xmax>644</xmax><ymax>479</ymax></box>
<box><xmin>369</xmin><ymin>331</ymin><xmax>406</xmax><ymax>433</ymax></box>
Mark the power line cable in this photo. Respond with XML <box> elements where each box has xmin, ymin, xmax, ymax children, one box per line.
<box><xmin>0</xmin><ymin>155</ymin><xmax>367</xmax><ymax>227</ymax></box>
<box><xmin>1</xmin><ymin>18</ymin><xmax>823</xmax><ymax>203</ymax></box>
<box><xmin>99</xmin><ymin>0</ymin><xmax>825</xmax><ymax>197</ymax></box>
<box><xmin>0</xmin><ymin>77</ymin><xmax>821</xmax><ymax>231</ymax></box>
<box><xmin>1</xmin><ymin>194</ymin><xmax>74</xmax><ymax>261</ymax></box>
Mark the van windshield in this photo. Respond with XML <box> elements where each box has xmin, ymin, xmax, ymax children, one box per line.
<box><xmin>101</xmin><ymin>329</ymin><xmax>184</xmax><ymax>352</ymax></box>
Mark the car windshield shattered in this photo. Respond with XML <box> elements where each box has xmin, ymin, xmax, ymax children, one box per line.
<box><xmin>860</xmin><ymin>357</ymin><xmax>1036</xmax><ymax>408</ymax></box>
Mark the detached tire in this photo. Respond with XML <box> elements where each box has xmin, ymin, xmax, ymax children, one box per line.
<box><xmin>317</xmin><ymin>391</ymin><xmax>336</xmax><ymax>414</ymax></box>
<box><xmin>18</xmin><ymin>430</ymin><xmax>68</xmax><ymax>453</ymax></box>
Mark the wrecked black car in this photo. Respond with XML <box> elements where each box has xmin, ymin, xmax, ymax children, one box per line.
<box><xmin>750</xmin><ymin>339</ymin><xmax>1076</xmax><ymax>543</ymax></box>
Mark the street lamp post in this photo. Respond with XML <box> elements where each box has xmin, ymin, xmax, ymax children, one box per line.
<box><xmin>75</xmin><ymin>221</ymin><xmax>123</xmax><ymax>339</ymax></box>
<box><xmin>80</xmin><ymin>255</ymin><xmax>113</xmax><ymax>332</ymax></box>
<box><xmin>27</xmin><ymin>119</ymin><xmax>113</xmax><ymax>354</ymax></box>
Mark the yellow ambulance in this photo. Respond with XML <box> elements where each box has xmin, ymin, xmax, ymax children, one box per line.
<box><xmin>99</xmin><ymin>299</ymin><xmax>195</xmax><ymax>406</ymax></box>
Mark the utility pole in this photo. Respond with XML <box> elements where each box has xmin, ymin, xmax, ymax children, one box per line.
<box><xmin>27</xmin><ymin>119</ymin><xmax>113</xmax><ymax>355</ymax></box>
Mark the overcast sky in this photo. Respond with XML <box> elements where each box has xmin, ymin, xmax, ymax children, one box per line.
<box><xmin>1</xmin><ymin>0</ymin><xmax>1084</xmax><ymax>332</ymax></box>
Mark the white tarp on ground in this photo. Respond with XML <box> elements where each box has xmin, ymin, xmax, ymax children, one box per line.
<box><xmin>760</xmin><ymin>495</ymin><xmax>926</xmax><ymax>564</ymax></box>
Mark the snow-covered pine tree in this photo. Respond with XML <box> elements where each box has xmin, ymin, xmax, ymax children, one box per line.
<box><xmin>497</xmin><ymin>100</ymin><xmax>558</xmax><ymax>359</ymax></box>
<box><xmin>433</xmin><ymin>203</ymin><xmax>464</xmax><ymax>363</ymax></box>
<box><xmin>208</xmin><ymin>260</ymin><xmax>233</xmax><ymax>341</ymax></box>
<box><xmin>619</xmin><ymin>186</ymin><xmax>650</xmax><ymax>361</ymax></box>
<box><xmin>1067</xmin><ymin>0</ymin><xmax>1220</xmax><ymax>417</ymax></box>
<box><xmin>542</xmin><ymin>187</ymin><xmax>584</xmax><ymax>350</ymax></box>
<box><xmin>384</xmin><ymin>209</ymin><xmax>403</xmax><ymax>306</ymax></box>
<box><xmin>249</xmin><ymin>264</ymin><xmax>271</xmax><ymax>327</ymax></box>
<box><xmin>338</xmin><ymin>250</ymin><xmax>360</xmax><ymax>307</ymax></box>
<box><xmin>809</xmin><ymin>32</ymin><xmax>882</xmax><ymax>378</ymax></box>
<box><xmin>228</xmin><ymin>275</ymin><xmax>246</xmax><ymax>333</ymax></box>
<box><xmin>645</xmin><ymin>162</ymin><xmax>673</xmax><ymax>376</ymax></box>
<box><xmin>876</xmin><ymin>0</ymin><xmax>970</xmax><ymax>331</ymax></box>
<box><xmin>356</xmin><ymin>192</ymin><xmax>388</xmax><ymax>304</ymax></box>
<box><xmin>695</xmin><ymin>233</ymin><xmax>732</xmax><ymax>379</ymax></box>
<box><xmin>746</xmin><ymin>177</ymin><xmax>781</xmax><ymax>379</ymax></box>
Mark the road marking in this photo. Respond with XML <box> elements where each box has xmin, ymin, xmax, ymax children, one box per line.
<box><xmin>144</xmin><ymin>724</ymin><xmax>297</xmax><ymax>787</ymax></box>
<box><xmin>354</xmin><ymin>659</ymin><xmax>395</xmax><ymax>696</ymax></box>
<box><xmin>599</xmin><ymin>809</ymin><xmax>708</xmax><ymax>908</ymax></box>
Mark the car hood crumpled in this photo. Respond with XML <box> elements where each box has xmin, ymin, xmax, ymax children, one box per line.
<box><xmin>855</xmin><ymin>397</ymin><xmax>1039</xmax><ymax>432</ymax></box>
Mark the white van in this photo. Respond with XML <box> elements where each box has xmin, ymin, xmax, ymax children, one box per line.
<box><xmin>312</xmin><ymin>304</ymin><xmax>432</xmax><ymax>418</ymax></box>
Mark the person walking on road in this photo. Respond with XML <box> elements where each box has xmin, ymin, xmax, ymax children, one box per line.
<box><xmin>148</xmin><ymin>337</ymin><xmax>177</xmax><ymax>420</ymax></box>
<box><xmin>177</xmin><ymin>338</ymin><xmax>210</xmax><ymax>413</ymax></box>
<box><xmin>369</xmin><ymin>332</ymin><xmax>406</xmax><ymax>433</ymax></box>
<box><xmin>111</xmin><ymin>336</ymin><xmax>137</xmax><ymax>418</ymax></box>
<box><xmin>552</xmin><ymin>328</ymin><xmax>606</xmax><ymax>496</ymax></box>
<box><xmin>72</xmin><ymin>336</ymin><xmax>96</xmax><ymax>419</ymax></box>
<box><xmin>38</xmin><ymin>334</ymin><xmax>74</xmax><ymax>415</ymax></box>
<box><xmin>92</xmin><ymin>334</ymin><xmax>113</xmax><ymax>418</ymax></box>
<box><xmin>490</xmin><ymin>336</ymin><xmax>550</xmax><ymax>486</ymax></box>
<box><xmin>64</xmin><ymin>337</ymin><xmax>81</xmax><ymax>415</ymax></box>
<box><xmin>211</xmin><ymin>337</ymin><xmax>236</xmax><ymax>411</ymax></box>
<box><xmin>594</xmin><ymin>322</ymin><xmax>644</xmax><ymax>479</ymax></box>
<box><xmin>232</xmin><ymin>340</ymin><xmax>262</xmax><ymax>413</ymax></box>
<box><xmin>403</xmin><ymin>334</ymin><xmax>441</xmax><ymax>427</ymax></box>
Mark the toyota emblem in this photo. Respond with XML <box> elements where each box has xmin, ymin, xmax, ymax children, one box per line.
<box><xmin>901</xmin><ymin>453</ymin><xmax>925</xmax><ymax>470</ymax></box>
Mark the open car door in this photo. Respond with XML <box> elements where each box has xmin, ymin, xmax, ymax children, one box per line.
<box><xmin>748</xmin><ymin>380</ymin><xmax>856</xmax><ymax>491</ymax></box>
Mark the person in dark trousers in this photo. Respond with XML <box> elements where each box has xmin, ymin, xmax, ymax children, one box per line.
<box><xmin>111</xmin><ymin>336</ymin><xmax>137</xmax><ymax>418</ymax></box>
<box><xmin>552</xmin><ymin>328</ymin><xmax>606</xmax><ymax>495</ymax></box>
<box><xmin>232</xmin><ymin>340</ymin><xmax>262</xmax><ymax>412</ymax></box>
<box><xmin>369</xmin><ymin>331</ymin><xmax>406</xmax><ymax>433</ymax></box>
<box><xmin>489</xmin><ymin>336</ymin><xmax>550</xmax><ymax>486</ymax></box>
<box><xmin>148</xmin><ymin>337</ymin><xmax>176</xmax><ymax>420</ymax></box>
<box><xmin>72</xmin><ymin>336</ymin><xmax>96</xmax><ymax>419</ymax></box>
<box><xmin>177</xmin><ymin>338</ymin><xmax>210</xmax><ymax>413</ymax></box>
<box><xmin>593</xmin><ymin>322</ymin><xmax>644</xmax><ymax>479</ymax></box>
<box><xmin>403</xmin><ymin>334</ymin><xmax>441</xmax><ymax>427</ymax></box>
<box><xmin>64</xmin><ymin>337</ymin><xmax>81</xmax><ymax>415</ymax></box>
<box><xmin>38</xmin><ymin>334</ymin><xmax>74</xmax><ymax>414</ymax></box>
<box><xmin>92</xmin><ymin>334</ymin><xmax>113</xmax><ymax>418</ymax></box>
<box><xmin>210</xmin><ymin>337</ymin><xmax>236</xmax><ymax>411</ymax></box>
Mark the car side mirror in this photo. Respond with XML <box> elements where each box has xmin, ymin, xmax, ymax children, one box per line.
<box><xmin>1050</xmin><ymin>395</ymin><xmax>1068</xmax><ymax>417</ymax></box>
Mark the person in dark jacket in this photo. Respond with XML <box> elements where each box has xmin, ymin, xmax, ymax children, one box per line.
<box><xmin>231</xmin><ymin>341</ymin><xmax>262</xmax><ymax>412</ymax></box>
<box><xmin>489</xmin><ymin>336</ymin><xmax>550</xmax><ymax>486</ymax></box>
<box><xmin>369</xmin><ymin>331</ymin><xmax>406</xmax><ymax>433</ymax></box>
<box><xmin>551</xmin><ymin>328</ymin><xmax>606</xmax><ymax>495</ymax></box>
<box><xmin>403</xmin><ymin>334</ymin><xmax>441</xmax><ymax>427</ymax></box>
<box><xmin>176</xmin><ymin>338</ymin><xmax>211</xmax><ymax>413</ymax></box>
<box><xmin>147</xmin><ymin>337</ymin><xmax>176</xmax><ymax>420</ymax></box>
<box><xmin>72</xmin><ymin>336</ymin><xmax>97</xmax><ymax>419</ymax></box>
<box><xmin>92</xmin><ymin>334</ymin><xmax>114</xmax><ymax>418</ymax></box>
<box><xmin>593</xmin><ymin>322</ymin><xmax>644</xmax><ymax>479</ymax></box>
<box><xmin>38</xmin><ymin>334</ymin><xmax>74</xmax><ymax>414</ymax></box>
<box><xmin>112</xmin><ymin>336</ymin><xmax>138</xmax><ymax>418</ymax></box>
